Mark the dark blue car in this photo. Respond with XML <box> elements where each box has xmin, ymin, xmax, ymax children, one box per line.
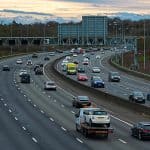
<box><xmin>91</xmin><ymin>76</ymin><xmax>105</xmax><ymax>88</ymax></box>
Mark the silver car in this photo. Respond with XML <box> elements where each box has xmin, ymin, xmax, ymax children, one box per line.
<box><xmin>44</xmin><ymin>81</ymin><xmax>56</xmax><ymax>90</ymax></box>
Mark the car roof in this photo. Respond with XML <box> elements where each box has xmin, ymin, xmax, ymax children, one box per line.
<box><xmin>46</xmin><ymin>81</ymin><xmax>55</xmax><ymax>84</ymax></box>
<box><xmin>80</xmin><ymin>108</ymin><xmax>100</xmax><ymax>111</ymax></box>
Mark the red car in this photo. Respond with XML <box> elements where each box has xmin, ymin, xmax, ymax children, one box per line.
<box><xmin>77</xmin><ymin>73</ymin><xmax>88</xmax><ymax>81</ymax></box>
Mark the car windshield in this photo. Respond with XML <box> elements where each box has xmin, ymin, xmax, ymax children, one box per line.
<box><xmin>134</xmin><ymin>92</ymin><xmax>143</xmax><ymax>97</ymax></box>
<box><xmin>93</xmin><ymin>67</ymin><xmax>99</xmax><ymax>69</ymax></box>
<box><xmin>47</xmin><ymin>82</ymin><xmax>54</xmax><ymax>85</ymax></box>
<box><xmin>78</xmin><ymin>96</ymin><xmax>89</xmax><ymax>101</ymax></box>
<box><xmin>111</xmin><ymin>72</ymin><xmax>119</xmax><ymax>76</ymax></box>
<box><xmin>92</xmin><ymin>111</ymin><xmax>107</xmax><ymax>115</ymax></box>
<box><xmin>144</xmin><ymin>125</ymin><xmax>150</xmax><ymax>130</ymax></box>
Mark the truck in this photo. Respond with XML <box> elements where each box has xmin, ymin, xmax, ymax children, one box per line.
<box><xmin>66</xmin><ymin>63</ymin><xmax>77</xmax><ymax>75</ymax></box>
<box><xmin>75</xmin><ymin>108</ymin><xmax>113</xmax><ymax>138</ymax></box>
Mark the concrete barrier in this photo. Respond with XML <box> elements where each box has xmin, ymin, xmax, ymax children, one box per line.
<box><xmin>110</xmin><ymin>57</ymin><xmax>150</xmax><ymax>81</ymax></box>
<box><xmin>51</xmin><ymin>57</ymin><xmax>150</xmax><ymax>116</ymax></box>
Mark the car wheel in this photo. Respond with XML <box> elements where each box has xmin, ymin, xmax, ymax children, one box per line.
<box><xmin>138</xmin><ymin>132</ymin><xmax>142</xmax><ymax>140</ymax></box>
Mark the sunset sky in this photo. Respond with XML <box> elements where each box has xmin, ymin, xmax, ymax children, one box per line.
<box><xmin>0</xmin><ymin>0</ymin><xmax>150</xmax><ymax>23</ymax></box>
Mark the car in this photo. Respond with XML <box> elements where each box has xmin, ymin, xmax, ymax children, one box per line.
<box><xmin>26</xmin><ymin>60</ymin><xmax>32</xmax><ymax>65</ymax></box>
<box><xmin>77</xmin><ymin>73</ymin><xmax>88</xmax><ymax>81</ymax></box>
<box><xmin>61</xmin><ymin>64</ymin><xmax>67</xmax><ymax>72</ymax></box>
<box><xmin>92</xmin><ymin>67</ymin><xmax>100</xmax><ymax>73</ymax></box>
<box><xmin>16</xmin><ymin>59</ymin><xmax>23</xmax><ymax>64</ymax></box>
<box><xmin>129</xmin><ymin>91</ymin><xmax>145</xmax><ymax>104</ymax></box>
<box><xmin>44</xmin><ymin>81</ymin><xmax>56</xmax><ymax>90</ymax></box>
<box><xmin>65</xmin><ymin>56</ymin><xmax>71</xmax><ymax>60</ymax></box>
<box><xmin>131</xmin><ymin>122</ymin><xmax>150</xmax><ymax>140</ymax></box>
<box><xmin>19</xmin><ymin>69</ymin><xmax>27</xmax><ymax>77</ymax></box>
<box><xmin>77</xmin><ymin>66</ymin><xmax>85</xmax><ymax>73</ymax></box>
<box><xmin>108</xmin><ymin>71</ymin><xmax>120</xmax><ymax>82</ymax></box>
<box><xmin>72</xmin><ymin>96</ymin><xmax>91</xmax><ymax>108</ymax></box>
<box><xmin>83</xmin><ymin>108</ymin><xmax>110</xmax><ymax>127</ymax></box>
<box><xmin>91</xmin><ymin>76</ymin><xmax>105</xmax><ymax>88</ymax></box>
<box><xmin>35</xmin><ymin>67</ymin><xmax>43</xmax><ymax>75</ymax></box>
<box><xmin>32</xmin><ymin>53</ymin><xmax>38</xmax><ymax>58</ymax></box>
<box><xmin>61</xmin><ymin>59</ymin><xmax>69</xmax><ymax>66</ymax></box>
<box><xmin>73</xmin><ymin>53</ymin><xmax>78</xmax><ymax>57</ymax></box>
<box><xmin>73</xmin><ymin>59</ymin><xmax>79</xmax><ymax>64</ymax></box>
<box><xmin>20</xmin><ymin>73</ymin><xmax>30</xmax><ymax>83</ymax></box>
<box><xmin>49</xmin><ymin>52</ymin><xmax>55</xmax><ymax>56</ymax></box>
<box><xmin>34</xmin><ymin>65</ymin><xmax>40</xmax><ymax>71</ymax></box>
<box><xmin>56</xmin><ymin>49</ymin><xmax>63</xmax><ymax>53</ymax></box>
<box><xmin>44</xmin><ymin>56</ymin><xmax>50</xmax><ymax>61</ymax></box>
<box><xmin>96</xmin><ymin>55</ymin><xmax>100</xmax><ymax>59</ymax></box>
<box><xmin>2</xmin><ymin>65</ymin><xmax>10</xmax><ymax>71</ymax></box>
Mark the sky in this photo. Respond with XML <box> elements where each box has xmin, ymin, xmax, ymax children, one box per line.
<box><xmin>0</xmin><ymin>0</ymin><xmax>150</xmax><ymax>23</ymax></box>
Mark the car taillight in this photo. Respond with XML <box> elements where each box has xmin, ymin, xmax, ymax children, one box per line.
<box><xmin>142</xmin><ymin>129</ymin><xmax>150</xmax><ymax>133</ymax></box>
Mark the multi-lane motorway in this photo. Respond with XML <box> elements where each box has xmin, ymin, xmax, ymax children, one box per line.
<box><xmin>0</xmin><ymin>50</ymin><xmax>149</xmax><ymax>150</ymax></box>
<box><xmin>57</xmin><ymin>50</ymin><xmax>150</xmax><ymax>106</ymax></box>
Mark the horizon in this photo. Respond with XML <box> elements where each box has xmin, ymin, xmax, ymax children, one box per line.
<box><xmin>0</xmin><ymin>0</ymin><xmax>150</xmax><ymax>24</ymax></box>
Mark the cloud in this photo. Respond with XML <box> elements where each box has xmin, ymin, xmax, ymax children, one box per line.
<box><xmin>0</xmin><ymin>9</ymin><xmax>53</xmax><ymax>16</ymax></box>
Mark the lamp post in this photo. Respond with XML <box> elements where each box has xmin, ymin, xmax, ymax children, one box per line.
<box><xmin>143</xmin><ymin>19</ymin><xmax>146</xmax><ymax>70</ymax></box>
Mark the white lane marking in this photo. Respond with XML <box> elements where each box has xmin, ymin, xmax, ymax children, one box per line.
<box><xmin>49</xmin><ymin>117</ymin><xmax>54</xmax><ymax>122</ymax></box>
<box><xmin>42</xmin><ymin>92</ymin><xmax>46</xmax><ymax>94</ymax></box>
<box><xmin>111</xmin><ymin>115</ymin><xmax>133</xmax><ymax>127</ymax></box>
<box><xmin>28</xmin><ymin>99</ymin><xmax>31</xmax><ymax>102</ymax></box>
<box><xmin>40</xmin><ymin>110</ymin><xmax>44</xmax><ymax>114</ymax></box>
<box><xmin>48</xmin><ymin>95</ymin><xmax>51</xmax><ymax>98</ymax></box>
<box><xmin>32</xmin><ymin>137</ymin><xmax>38</xmax><ymax>143</ymax></box>
<box><xmin>1</xmin><ymin>98</ymin><xmax>4</xmax><ymax>101</ymax></box>
<box><xmin>54</xmin><ymin>99</ymin><xmax>57</xmax><ymax>102</ymax></box>
<box><xmin>118</xmin><ymin>139</ymin><xmax>127</xmax><ymax>144</ymax></box>
<box><xmin>71</xmin><ymin>111</ymin><xmax>75</xmax><ymax>114</ymax></box>
<box><xmin>9</xmin><ymin>109</ymin><xmax>12</xmax><ymax>113</ymax></box>
<box><xmin>76</xmin><ymin>138</ymin><xmax>83</xmax><ymax>144</ymax></box>
<box><xmin>61</xmin><ymin>126</ymin><xmax>67</xmax><ymax>131</ymax></box>
<box><xmin>33</xmin><ymin>104</ymin><xmax>37</xmax><ymax>107</ymax></box>
<box><xmin>4</xmin><ymin>103</ymin><xmax>7</xmax><ymax>106</ymax></box>
<box><xmin>15</xmin><ymin>117</ymin><xmax>18</xmax><ymax>121</ymax></box>
<box><xmin>22</xmin><ymin>126</ymin><xmax>26</xmax><ymax>131</ymax></box>
<box><xmin>24</xmin><ymin>95</ymin><xmax>27</xmax><ymax>97</ymax></box>
<box><xmin>18</xmin><ymin>88</ymin><xmax>20</xmax><ymax>90</ymax></box>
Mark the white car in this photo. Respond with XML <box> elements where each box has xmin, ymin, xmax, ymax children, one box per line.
<box><xmin>83</xmin><ymin>108</ymin><xmax>110</xmax><ymax>127</ymax></box>
<box><xmin>96</xmin><ymin>55</ymin><xmax>100</xmax><ymax>59</ymax></box>
<box><xmin>65</xmin><ymin>56</ymin><xmax>71</xmax><ymax>60</ymax></box>
<box><xmin>19</xmin><ymin>69</ymin><xmax>27</xmax><ymax>77</ymax></box>
<box><xmin>26</xmin><ymin>60</ymin><xmax>32</xmax><ymax>65</ymax></box>
<box><xmin>44</xmin><ymin>81</ymin><xmax>56</xmax><ymax>90</ymax></box>
<box><xmin>73</xmin><ymin>53</ymin><xmax>77</xmax><ymax>57</ymax></box>
<box><xmin>92</xmin><ymin>67</ymin><xmax>100</xmax><ymax>73</ymax></box>
<box><xmin>61</xmin><ymin>59</ymin><xmax>68</xmax><ymax>66</ymax></box>
<box><xmin>16</xmin><ymin>59</ymin><xmax>23</xmax><ymax>64</ymax></box>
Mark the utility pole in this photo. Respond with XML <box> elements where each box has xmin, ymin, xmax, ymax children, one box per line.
<box><xmin>143</xmin><ymin>19</ymin><xmax>146</xmax><ymax>70</ymax></box>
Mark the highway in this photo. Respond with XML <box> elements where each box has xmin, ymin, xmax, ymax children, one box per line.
<box><xmin>0</xmin><ymin>50</ymin><xmax>149</xmax><ymax>150</ymax></box>
<box><xmin>57</xmin><ymin>50</ymin><xmax>150</xmax><ymax>107</ymax></box>
<box><xmin>0</xmin><ymin>53</ymin><xmax>89</xmax><ymax>150</ymax></box>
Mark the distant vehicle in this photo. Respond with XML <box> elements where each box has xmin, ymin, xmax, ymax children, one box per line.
<box><xmin>56</xmin><ymin>49</ymin><xmax>63</xmax><ymax>53</ymax></box>
<box><xmin>131</xmin><ymin>122</ymin><xmax>150</xmax><ymax>140</ymax></box>
<box><xmin>73</xmin><ymin>53</ymin><xmax>78</xmax><ymax>57</ymax></box>
<box><xmin>72</xmin><ymin>96</ymin><xmax>91</xmax><ymax>108</ymax></box>
<box><xmin>129</xmin><ymin>91</ymin><xmax>145</xmax><ymax>104</ymax></box>
<box><xmin>26</xmin><ymin>60</ymin><xmax>32</xmax><ymax>65</ymax></box>
<box><xmin>20</xmin><ymin>73</ymin><xmax>30</xmax><ymax>83</ymax></box>
<box><xmin>92</xmin><ymin>67</ymin><xmax>100</xmax><ymax>73</ymax></box>
<box><xmin>77</xmin><ymin>73</ymin><xmax>88</xmax><ymax>81</ymax></box>
<box><xmin>65</xmin><ymin>56</ymin><xmax>71</xmax><ymax>60</ymax></box>
<box><xmin>32</xmin><ymin>53</ymin><xmax>38</xmax><ymax>58</ymax></box>
<box><xmin>61</xmin><ymin>64</ymin><xmax>67</xmax><ymax>72</ymax></box>
<box><xmin>66</xmin><ymin>63</ymin><xmax>77</xmax><ymax>75</ymax></box>
<box><xmin>77</xmin><ymin>66</ymin><xmax>85</xmax><ymax>73</ymax></box>
<box><xmin>44</xmin><ymin>56</ymin><xmax>50</xmax><ymax>61</ymax></box>
<box><xmin>82</xmin><ymin>58</ymin><xmax>89</xmax><ymax>65</ymax></box>
<box><xmin>83</xmin><ymin>108</ymin><xmax>110</xmax><ymax>127</ymax></box>
<box><xmin>61</xmin><ymin>59</ymin><xmax>69</xmax><ymax>66</ymax></box>
<box><xmin>2</xmin><ymin>65</ymin><xmax>10</xmax><ymax>71</ymax></box>
<box><xmin>16</xmin><ymin>59</ymin><xmax>23</xmax><ymax>64</ymax></box>
<box><xmin>49</xmin><ymin>52</ymin><xmax>55</xmax><ymax>56</ymax></box>
<box><xmin>73</xmin><ymin>59</ymin><xmax>79</xmax><ymax>64</ymax></box>
<box><xmin>44</xmin><ymin>81</ymin><xmax>56</xmax><ymax>90</ymax></box>
<box><xmin>96</xmin><ymin>55</ymin><xmax>100</xmax><ymax>59</ymax></box>
<box><xmin>35</xmin><ymin>67</ymin><xmax>43</xmax><ymax>75</ymax></box>
<box><xmin>108</xmin><ymin>71</ymin><xmax>120</xmax><ymax>82</ymax></box>
<box><xmin>34</xmin><ymin>65</ymin><xmax>40</xmax><ymax>71</ymax></box>
<box><xmin>91</xmin><ymin>76</ymin><xmax>105</xmax><ymax>88</ymax></box>
<box><xmin>19</xmin><ymin>69</ymin><xmax>27</xmax><ymax>77</ymax></box>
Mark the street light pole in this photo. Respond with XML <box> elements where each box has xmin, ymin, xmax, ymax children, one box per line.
<box><xmin>143</xmin><ymin>19</ymin><xmax>146</xmax><ymax>70</ymax></box>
